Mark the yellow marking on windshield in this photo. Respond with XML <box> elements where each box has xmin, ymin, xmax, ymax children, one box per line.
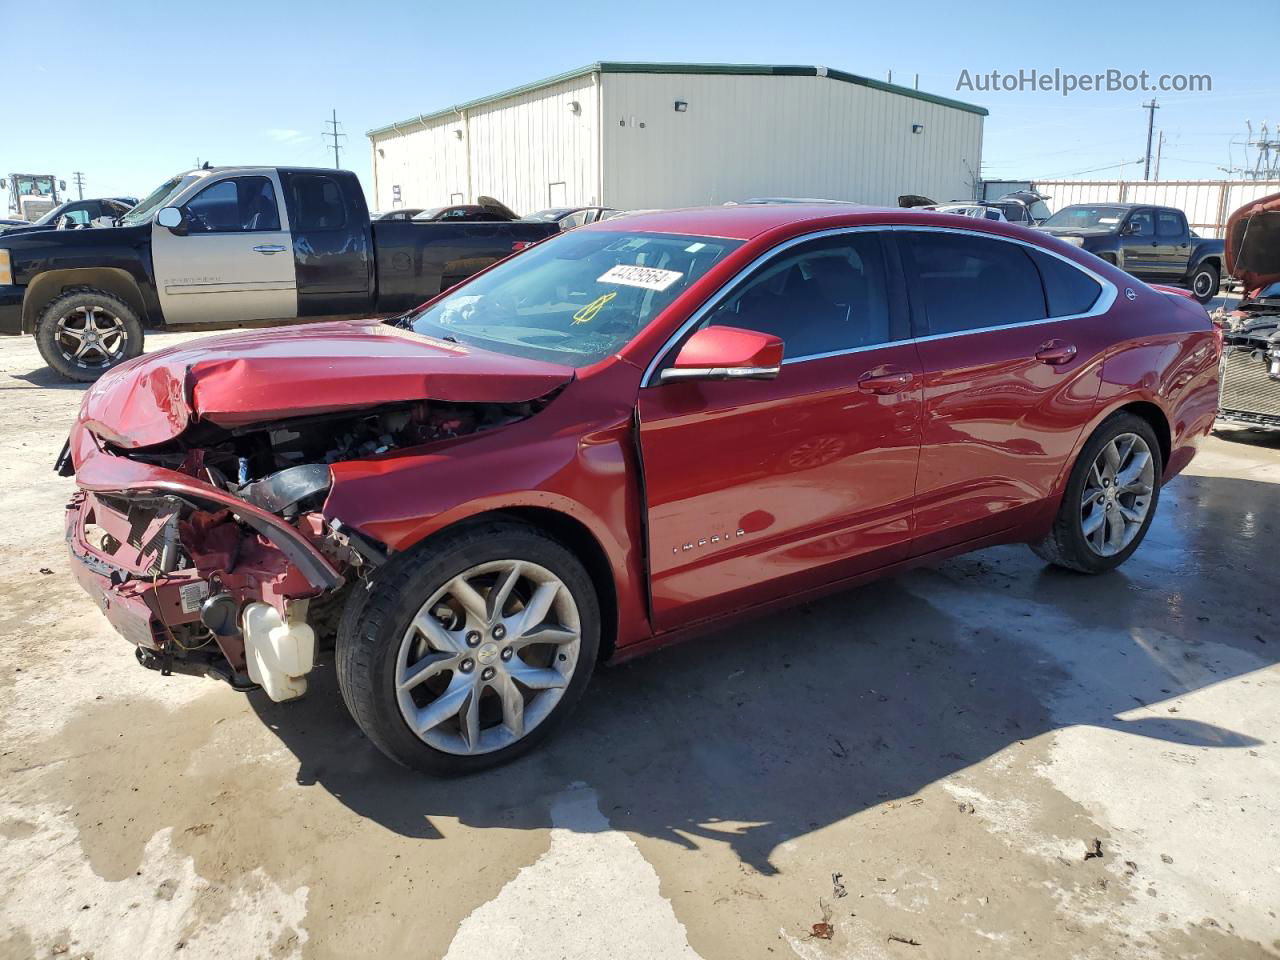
<box><xmin>573</xmin><ymin>291</ymin><xmax>617</xmax><ymax>325</ymax></box>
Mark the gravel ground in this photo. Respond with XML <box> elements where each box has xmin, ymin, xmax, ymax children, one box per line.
<box><xmin>1</xmin><ymin>323</ymin><xmax>1277</xmax><ymax>960</ymax></box>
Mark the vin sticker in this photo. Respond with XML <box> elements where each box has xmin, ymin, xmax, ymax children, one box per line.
<box><xmin>597</xmin><ymin>264</ymin><xmax>684</xmax><ymax>291</ymax></box>
<box><xmin>179</xmin><ymin>581</ymin><xmax>210</xmax><ymax>614</ymax></box>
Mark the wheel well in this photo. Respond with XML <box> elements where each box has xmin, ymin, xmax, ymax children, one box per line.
<box><xmin>1196</xmin><ymin>256</ymin><xmax>1221</xmax><ymax>274</ymax></box>
<box><xmin>22</xmin><ymin>269</ymin><xmax>148</xmax><ymax>333</ymax></box>
<box><xmin>425</xmin><ymin>507</ymin><xmax>620</xmax><ymax>662</ymax></box>
<box><xmin>1116</xmin><ymin>401</ymin><xmax>1171</xmax><ymax>468</ymax></box>
<box><xmin>1099</xmin><ymin>252</ymin><xmax>1117</xmax><ymax>265</ymax></box>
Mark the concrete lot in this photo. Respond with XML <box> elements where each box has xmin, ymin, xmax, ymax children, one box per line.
<box><xmin>1</xmin><ymin>321</ymin><xmax>1278</xmax><ymax>960</ymax></box>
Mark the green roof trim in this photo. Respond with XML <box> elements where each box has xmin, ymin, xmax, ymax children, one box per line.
<box><xmin>366</xmin><ymin>61</ymin><xmax>988</xmax><ymax>137</ymax></box>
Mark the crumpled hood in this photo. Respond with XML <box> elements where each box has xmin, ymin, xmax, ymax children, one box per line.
<box><xmin>77</xmin><ymin>318</ymin><xmax>575</xmax><ymax>449</ymax></box>
<box><xmin>1225</xmin><ymin>191</ymin><xmax>1280</xmax><ymax>298</ymax></box>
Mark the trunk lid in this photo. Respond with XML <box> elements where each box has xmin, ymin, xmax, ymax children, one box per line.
<box><xmin>77</xmin><ymin>318</ymin><xmax>574</xmax><ymax>449</ymax></box>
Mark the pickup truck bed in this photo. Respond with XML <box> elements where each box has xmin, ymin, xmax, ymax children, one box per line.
<box><xmin>0</xmin><ymin>165</ymin><xmax>558</xmax><ymax>380</ymax></box>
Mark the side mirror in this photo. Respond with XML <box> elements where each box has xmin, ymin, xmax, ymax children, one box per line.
<box><xmin>156</xmin><ymin>206</ymin><xmax>186</xmax><ymax>235</ymax></box>
<box><xmin>1120</xmin><ymin>221</ymin><xmax>1138</xmax><ymax>235</ymax></box>
<box><xmin>658</xmin><ymin>326</ymin><xmax>784</xmax><ymax>384</ymax></box>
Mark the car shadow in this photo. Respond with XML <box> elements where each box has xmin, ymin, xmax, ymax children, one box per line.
<box><xmin>11</xmin><ymin>366</ymin><xmax>94</xmax><ymax>391</ymax></box>
<box><xmin>247</xmin><ymin>472</ymin><xmax>1274</xmax><ymax>874</ymax></box>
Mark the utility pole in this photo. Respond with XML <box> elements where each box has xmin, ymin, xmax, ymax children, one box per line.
<box><xmin>323</xmin><ymin>109</ymin><xmax>346</xmax><ymax>169</ymax></box>
<box><xmin>1153</xmin><ymin>131</ymin><xmax>1165</xmax><ymax>181</ymax></box>
<box><xmin>1142</xmin><ymin>99</ymin><xmax>1160</xmax><ymax>180</ymax></box>
<box><xmin>72</xmin><ymin>171</ymin><xmax>85</xmax><ymax>200</ymax></box>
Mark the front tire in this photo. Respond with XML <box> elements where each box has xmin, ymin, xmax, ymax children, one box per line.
<box><xmin>34</xmin><ymin>288</ymin><xmax>144</xmax><ymax>382</ymax></box>
<box><xmin>1189</xmin><ymin>262</ymin><xmax>1220</xmax><ymax>304</ymax></box>
<box><xmin>1031</xmin><ymin>413</ymin><xmax>1162</xmax><ymax>573</ymax></box>
<box><xmin>335</xmin><ymin>520</ymin><xmax>600</xmax><ymax>775</ymax></box>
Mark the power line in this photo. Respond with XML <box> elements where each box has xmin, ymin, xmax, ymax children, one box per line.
<box><xmin>72</xmin><ymin>171</ymin><xmax>85</xmax><ymax>200</ymax></box>
<box><xmin>323</xmin><ymin>109</ymin><xmax>347</xmax><ymax>169</ymax></box>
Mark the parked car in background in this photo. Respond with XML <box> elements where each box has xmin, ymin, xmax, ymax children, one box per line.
<box><xmin>0</xmin><ymin>197</ymin><xmax>137</xmax><ymax>235</ymax></box>
<box><xmin>413</xmin><ymin>198</ymin><xmax>522</xmax><ymax>222</ymax></box>
<box><xmin>524</xmin><ymin>207</ymin><xmax>618</xmax><ymax>230</ymax></box>
<box><xmin>927</xmin><ymin>202</ymin><xmax>1008</xmax><ymax>221</ymax></box>
<box><xmin>0</xmin><ymin>218</ymin><xmax>29</xmax><ymax>232</ymax></box>
<box><xmin>0</xmin><ymin>167</ymin><xmax>558</xmax><ymax>380</ymax></box>
<box><xmin>371</xmin><ymin>208</ymin><xmax>425</xmax><ymax>221</ymax></box>
<box><xmin>1216</xmin><ymin>191</ymin><xmax>1280</xmax><ymax>430</ymax></box>
<box><xmin>1037</xmin><ymin>203</ymin><xmax>1225</xmax><ymax>303</ymax></box>
<box><xmin>58</xmin><ymin>203</ymin><xmax>1219</xmax><ymax>774</ymax></box>
<box><xmin>991</xmin><ymin>190</ymin><xmax>1052</xmax><ymax>226</ymax></box>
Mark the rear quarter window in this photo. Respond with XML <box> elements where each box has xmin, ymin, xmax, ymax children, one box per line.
<box><xmin>1030</xmin><ymin>249</ymin><xmax>1102</xmax><ymax>317</ymax></box>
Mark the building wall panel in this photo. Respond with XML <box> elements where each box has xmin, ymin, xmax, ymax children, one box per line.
<box><xmin>600</xmin><ymin>73</ymin><xmax>983</xmax><ymax>209</ymax></box>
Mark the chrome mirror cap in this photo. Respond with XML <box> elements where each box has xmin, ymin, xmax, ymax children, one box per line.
<box><xmin>156</xmin><ymin>206</ymin><xmax>182</xmax><ymax>229</ymax></box>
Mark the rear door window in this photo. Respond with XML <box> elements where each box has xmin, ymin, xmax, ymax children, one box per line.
<box><xmin>903</xmin><ymin>232</ymin><xmax>1046</xmax><ymax>335</ymax></box>
<box><xmin>289</xmin><ymin>174</ymin><xmax>347</xmax><ymax>231</ymax></box>
<box><xmin>1156</xmin><ymin>209</ymin><xmax>1186</xmax><ymax>238</ymax></box>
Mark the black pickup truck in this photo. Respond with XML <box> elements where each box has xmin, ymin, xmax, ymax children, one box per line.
<box><xmin>1036</xmin><ymin>203</ymin><xmax>1225</xmax><ymax>303</ymax></box>
<box><xmin>0</xmin><ymin>166</ymin><xmax>558</xmax><ymax>380</ymax></box>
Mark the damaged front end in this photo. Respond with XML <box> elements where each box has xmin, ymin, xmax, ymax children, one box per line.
<box><xmin>1216</xmin><ymin>308</ymin><xmax>1280</xmax><ymax>430</ymax></box>
<box><xmin>62</xmin><ymin>395</ymin><xmax>554</xmax><ymax>701</ymax></box>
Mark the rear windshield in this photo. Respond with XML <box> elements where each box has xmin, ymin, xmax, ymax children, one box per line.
<box><xmin>400</xmin><ymin>230</ymin><xmax>742</xmax><ymax>367</ymax></box>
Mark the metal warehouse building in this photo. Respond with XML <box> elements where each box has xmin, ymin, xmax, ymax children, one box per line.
<box><xmin>367</xmin><ymin>62</ymin><xmax>987</xmax><ymax>214</ymax></box>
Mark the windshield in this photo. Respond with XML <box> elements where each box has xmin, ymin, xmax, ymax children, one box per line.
<box><xmin>525</xmin><ymin>209</ymin><xmax>573</xmax><ymax>222</ymax></box>
<box><xmin>400</xmin><ymin>230</ymin><xmax>742</xmax><ymax>367</ymax></box>
<box><xmin>1042</xmin><ymin>205</ymin><xmax>1128</xmax><ymax>230</ymax></box>
<box><xmin>31</xmin><ymin>203</ymin><xmax>68</xmax><ymax>226</ymax></box>
<box><xmin>118</xmin><ymin>175</ymin><xmax>193</xmax><ymax>226</ymax></box>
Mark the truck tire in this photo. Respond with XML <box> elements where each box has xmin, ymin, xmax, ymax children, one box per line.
<box><xmin>1030</xmin><ymin>412</ymin><xmax>1162</xmax><ymax>574</ymax></box>
<box><xmin>34</xmin><ymin>288</ymin><xmax>144</xmax><ymax>382</ymax></box>
<box><xmin>1189</xmin><ymin>262</ymin><xmax>1220</xmax><ymax>304</ymax></box>
<box><xmin>335</xmin><ymin>520</ymin><xmax>600</xmax><ymax>775</ymax></box>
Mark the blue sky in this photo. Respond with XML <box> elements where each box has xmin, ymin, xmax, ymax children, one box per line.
<box><xmin>5</xmin><ymin>0</ymin><xmax>1275</xmax><ymax>206</ymax></box>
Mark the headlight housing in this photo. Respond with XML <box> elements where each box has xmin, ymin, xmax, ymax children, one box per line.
<box><xmin>0</xmin><ymin>249</ymin><xmax>11</xmax><ymax>286</ymax></box>
<box><xmin>1061</xmin><ymin>236</ymin><xmax>1085</xmax><ymax>248</ymax></box>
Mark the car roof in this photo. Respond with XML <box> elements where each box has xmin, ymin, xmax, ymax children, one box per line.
<box><xmin>583</xmin><ymin>203</ymin><xmax>921</xmax><ymax>240</ymax></box>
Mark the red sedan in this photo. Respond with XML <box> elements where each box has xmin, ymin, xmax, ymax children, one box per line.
<box><xmin>62</xmin><ymin>204</ymin><xmax>1220</xmax><ymax>773</ymax></box>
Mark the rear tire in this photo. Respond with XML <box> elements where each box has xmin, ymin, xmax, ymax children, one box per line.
<box><xmin>1031</xmin><ymin>413</ymin><xmax>1162</xmax><ymax>573</ymax></box>
<box><xmin>1189</xmin><ymin>262</ymin><xmax>1220</xmax><ymax>304</ymax></box>
<box><xmin>34</xmin><ymin>288</ymin><xmax>144</xmax><ymax>382</ymax></box>
<box><xmin>335</xmin><ymin>520</ymin><xmax>600</xmax><ymax>775</ymax></box>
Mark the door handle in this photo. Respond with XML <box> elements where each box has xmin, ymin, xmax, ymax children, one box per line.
<box><xmin>857</xmin><ymin>370</ymin><xmax>916</xmax><ymax>394</ymax></box>
<box><xmin>1035</xmin><ymin>341</ymin><xmax>1078</xmax><ymax>365</ymax></box>
<box><xmin>253</xmin><ymin>244</ymin><xmax>287</xmax><ymax>254</ymax></box>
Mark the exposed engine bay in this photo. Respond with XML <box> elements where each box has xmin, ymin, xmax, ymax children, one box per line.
<box><xmin>66</xmin><ymin>396</ymin><xmax>553</xmax><ymax>700</ymax></box>
<box><xmin>1214</xmin><ymin>302</ymin><xmax>1280</xmax><ymax>429</ymax></box>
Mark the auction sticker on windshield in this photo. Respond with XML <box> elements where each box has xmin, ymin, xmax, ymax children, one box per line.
<box><xmin>598</xmin><ymin>264</ymin><xmax>684</xmax><ymax>291</ymax></box>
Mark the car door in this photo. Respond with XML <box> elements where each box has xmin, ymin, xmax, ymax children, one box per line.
<box><xmin>637</xmin><ymin>230</ymin><xmax>923</xmax><ymax>631</ymax></box>
<box><xmin>1118</xmin><ymin>207</ymin><xmax>1158</xmax><ymax>276</ymax></box>
<box><xmin>1154</xmin><ymin>209</ymin><xmax>1189</xmax><ymax>276</ymax></box>
<box><xmin>151</xmin><ymin>173</ymin><xmax>297</xmax><ymax>325</ymax></box>
<box><xmin>896</xmin><ymin>228</ymin><xmax>1112</xmax><ymax>555</ymax></box>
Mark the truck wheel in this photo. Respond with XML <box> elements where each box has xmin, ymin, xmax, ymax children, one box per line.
<box><xmin>335</xmin><ymin>520</ymin><xmax>600</xmax><ymax>775</ymax></box>
<box><xmin>1030</xmin><ymin>412</ymin><xmax>1162</xmax><ymax>574</ymax></box>
<box><xmin>1189</xmin><ymin>263</ymin><xmax>1220</xmax><ymax>304</ymax></box>
<box><xmin>34</xmin><ymin>288</ymin><xmax>144</xmax><ymax>382</ymax></box>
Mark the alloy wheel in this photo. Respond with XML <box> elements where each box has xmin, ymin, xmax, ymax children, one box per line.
<box><xmin>1080</xmin><ymin>432</ymin><xmax>1155</xmax><ymax>557</ymax></box>
<box><xmin>395</xmin><ymin>559</ymin><xmax>581</xmax><ymax>755</ymax></box>
<box><xmin>55</xmin><ymin>305</ymin><xmax>128</xmax><ymax>369</ymax></box>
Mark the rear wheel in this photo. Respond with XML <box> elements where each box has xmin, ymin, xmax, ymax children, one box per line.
<box><xmin>34</xmin><ymin>288</ymin><xmax>144</xmax><ymax>382</ymax></box>
<box><xmin>335</xmin><ymin>521</ymin><xmax>599</xmax><ymax>775</ymax></box>
<box><xmin>1031</xmin><ymin>413</ymin><xmax>1162</xmax><ymax>573</ymax></box>
<box><xmin>1189</xmin><ymin>262</ymin><xmax>1220</xmax><ymax>304</ymax></box>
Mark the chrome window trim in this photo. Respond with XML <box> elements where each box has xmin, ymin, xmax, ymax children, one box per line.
<box><xmin>639</xmin><ymin>223</ymin><xmax>1117</xmax><ymax>387</ymax></box>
